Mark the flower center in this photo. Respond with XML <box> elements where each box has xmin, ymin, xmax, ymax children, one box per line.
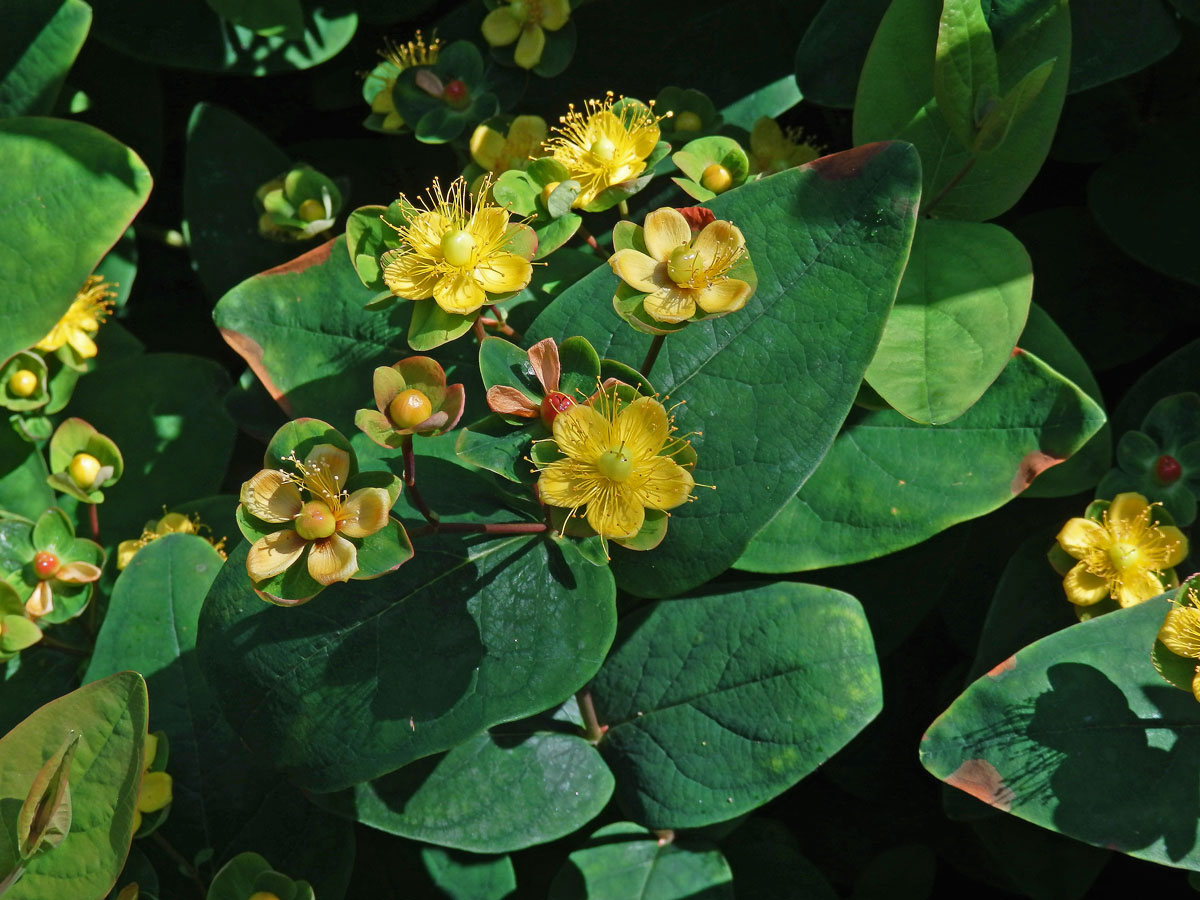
<box><xmin>69</xmin><ymin>452</ymin><xmax>102</xmax><ymax>489</ymax></box>
<box><xmin>389</xmin><ymin>388</ymin><xmax>434</xmax><ymax>428</ymax></box>
<box><xmin>297</xmin><ymin>198</ymin><xmax>326</xmax><ymax>222</ymax></box>
<box><xmin>8</xmin><ymin>369</ymin><xmax>38</xmax><ymax>398</ymax></box>
<box><xmin>1156</xmin><ymin>454</ymin><xmax>1183</xmax><ymax>484</ymax></box>
<box><xmin>440</xmin><ymin>228</ymin><xmax>476</xmax><ymax>267</ymax></box>
<box><xmin>667</xmin><ymin>245</ymin><xmax>702</xmax><ymax>286</ymax></box>
<box><xmin>1108</xmin><ymin>542</ymin><xmax>1141</xmax><ymax>572</ymax></box>
<box><xmin>590</xmin><ymin>136</ymin><xmax>616</xmax><ymax>162</ymax></box>
<box><xmin>674</xmin><ymin>111</ymin><xmax>702</xmax><ymax>133</ymax></box>
<box><xmin>540</xmin><ymin>391</ymin><xmax>574</xmax><ymax>427</ymax></box>
<box><xmin>33</xmin><ymin>550</ymin><xmax>59</xmax><ymax>580</ymax></box>
<box><xmin>509</xmin><ymin>0</ymin><xmax>542</xmax><ymax>21</ymax></box>
<box><xmin>700</xmin><ymin>163</ymin><xmax>733</xmax><ymax>194</ymax></box>
<box><xmin>596</xmin><ymin>447</ymin><xmax>633</xmax><ymax>482</ymax></box>
<box><xmin>295</xmin><ymin>500</ymin><xmax>337</xmax><ymax>540</ymax></box>
<box><xmin>443</xmin><ymin>79</ymin><xmax>470</xmax><ymax>107</ymax></box>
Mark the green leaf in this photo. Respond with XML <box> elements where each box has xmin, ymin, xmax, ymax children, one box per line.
<box><xmin>88</xmin><ymin>0</ymin><xmax>356</xmax><ymax>75</ymax></box>
<box><xmin>972</xmin><ymin>58</ymin><xmax>1056</xmax><ymax>154</ymax></box>
<box><xmin>420</xmin><ymin>847</ymin><xmax>516</xmax><ymax>900</ymax></box>
<box><xmin>15</xmin><ymin>731</ymin><xmax>78</xmax><ymax>860</ymax></box>
<box><xmin>207</xmin><ymin>851</ymin><xmax>314</xmax><ymax>900</ymax></box>
<box><xmin>83</xmin><ymin>535</ymin><xmax>355</xmax><ymax>897</ymax></box>
<box><xmin>1015</xmin><ymin>303</ymin><xmax>1111</xmax><ymax>498</ymax></box>
<box><xmin>198</xmin><ymin>534</ymin><xmax>616</xmax><ymax>791</ymax></box>
<box><xmin>528</xmin><ymin>143</ymin><xmax>921</xmax><ymax>598</ymax></box>
<box><xmin>794</xmin><ymin>0</ymin><xmax>891</xmax><ymax>110</ymax></box>
<box><xmin>183</xmin><ymin>103</ymin><xmax>298</xmax><ymax>302</ymax></box>
<box><xmin>205</xmin><ymin>0</ymin><xmax>304</xmax><ymax>39</ymax></box>
<box><xmin>312</xmin><ymin>725</ymin><xmax>614</xmax><ymax>853</ymax></box>
<box><xmin>854</xmin><ymin>0</ymin><xmax>1070</xmax><ymax>220</ymax></box>
<box><xmin>0</xmin><ymin>0</ymin><xmax>91</xmax><ymax>118</ymax></box>
<box><xmin>934</xmin><ymin>0</ymin><xmax>1000</xmax><ymax>149</ymax></box>
<box><xmin>592</xmin><ymin>583</ymin><xmax>881</xmax><ymax>828</ymax></box>
<box><xmin>1068</xmin><ymin>0</ymin><xmax>1180</xmax><ymax>91</ymax></box>
<box><xmin>0</xmin><ymin>672</ymin><xmax>147</xmax><ymax>900</ymax></box>
<box><xmin>865</xmin><ymin>218</ymin><xmax>1032</xmax><ymax>424</ymax></box>
<box><xmin>1089</xmin><ymin>113</ymin><xmax>1200</xmax><ymax>289</ymax></box>
<box><xmin>720</xmin><ymin>818</ymin><xmax>837</xmax><ymax>900</ymax></box>
<box><xmin>409</xmin><ymin>299</ymin><xmax>476</xmax><ymax>352</ymax></box>
<box><xmin>548</xmin><ymin>822</ymin><xmax>734</xmax><ymax>900</ymax></box>
<box><xmin>455</xmin><ymin>418</ymin><xmax>534</xmax><ymax>483</ymax></box>
<box><xmin>719</xmin><ymin>74</ymin><xmax>802</xmax><ymax>132</ymax></box>
<box><xmin>1111</xmin><ymin>338</ymin><xmax>1200</xmax><ymax>437</ymax></box>
<box><xmin>0</xmin><ymin>420</ymin><xmax>53</xmax><ymax>520</ymax></box>
<box><xmin>737</xmin><ymin>349</ymin><xmax>1105</xmax><ymax>572</ymax></box>
<box><xmin>0</xmin><ymin>117</ymin><xmax>151</xmax><ymax>362</ymax></box>
<box><xmin>62</xmin><ymin>353</ymin><xmax>235</xmax><ymax>545</ymax></box>
<box><xmin>921</xmin><ymin>595</ymin><xmax>1200</xmax><ymax>870</ymax></box>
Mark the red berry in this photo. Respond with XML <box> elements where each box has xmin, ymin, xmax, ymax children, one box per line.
<box><xmin>1156</xmin><ymin>454</ymin><xmax>1183</xmax><ymax>484</ymax></box>
<box><xmin>443</xmin><ymin>79</ymin><xmax>469</xmax><ymax>105</ymax></box>
<box><xmin>540</xmin><ymin>391</ymin><xmax>574</xmax><ymax>427</ymax></box>
<box><xmin>33</xmin><ymin>551</ymin><xmax>59</xmax><ymax>579</ymax></box>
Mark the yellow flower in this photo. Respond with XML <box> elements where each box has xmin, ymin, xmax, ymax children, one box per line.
<box><xmin>240</xmin><ymin>444</ymin><xmax>392</xmax><ymax>586</ymax></box>
<box><xmin>481</xmin><ymin>0</ymin><xmax>570</xmax><ymax>69</ymax></box>
<box><xmin>116</xmin><ymin>511</ymin><xmax>228</xmax><ymax>570</ymax></box>
<box><xmin>749</xmin><ymin>117</ymin><xmax>821</xmax><ymax>176</ymax></box>
<box><xmin>132</xmin><ymin>732</ymin><xmax>172</xmax><ymax>835</ymax></box>
<box><xmin>1157</xmin><ymin>585</ymin><xmax>1200</xmax><ymax>700</ymax></box>
<box><xmin>470</xmin><ymin>115</ymin><xmax>549</xmax><ymax>178</ymax></box>
<box><xmin>1056</xmin><ymin>492</ymin><xmax>1188</xmax><ymax>608</ymax></box>
<box><xmin>542</xmin><ymin>93</ymin><xmax>663</xmax><ymax>209</ymax></box>
<box><xmin>609</xmin><ymin>207</ymin><xmax>753</xmax><ymax>323</ymax></box>
<box><xmin>536</xmin><ymin>389</ymin><xmax>694</xmax><ymax>541</ymax></box>
<box><xmin>365</xmin><ymin>32</ymin><xmax>441</xmax><ymax>132</ymax></box>
<box><xmin>35</xmin><ymin>274</ymin><xmax>116</xmax><ymax>359</ymax></box>
<box><xmin>381</xmin><ymin>176</ymin><xmax>535</xmax><ymax>316</ymax></box>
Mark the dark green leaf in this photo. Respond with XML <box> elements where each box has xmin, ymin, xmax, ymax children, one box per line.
<box><xmin>198</xmin><ymin>534</ymin><xmax>616</xmax><ymax>791</ymax></box>
<box><xmin>420</xmin><ymin>847</ymin><xmax>515</xmax><ymax>900</ymax></box>
<box><xmin>0</xmin><ymin>0</ymin><xmax>91</xmax><ymax>117</ymax></box>
<box><xmin>592</xmin><ymin>583</ymin><xmax>881</xmax><ymax>828</ymax></box>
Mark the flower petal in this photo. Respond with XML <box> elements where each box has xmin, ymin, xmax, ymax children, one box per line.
<box><xmin>246</xmin><ymin>529</ymin><xmax>307</xmax><ymax>582</ymax></box>
<box><xmin>527</xmin><ymin>337</ymin><xmax>560</xmax><ymax>393</ymax></box>
<box><xmin>434</xmin><ymin>272</ymin><xmax>487</xmax><ymax>315</ymax></box>
<box><xmin>632</xmin><ymin>454</ymin><xmax>695</xmax><ymax>510</ymax></box>
<box><xmin>1157</xmin><ymin>525</ymin><xmax>1189</xmax><ymax>568</ymax></box>
<box><xmin>25</xmin><ymin>582</ymin><xmax>53</xmax><ymax>618</ymax></box>
<box><xmin>538</xmin><ymin>459</ymin><xmax>590</xmax><ymax>509</ymax></box>
<box><xmin>472</xmin><ymin>206</ymin><xmax>511</xmax><ymax>248</ymax></box>
<box><xmin>338</xmin><ymin>487</ymin><xmax>391</xmax><ymax>538</ymax></box>
<box><xmin>1160</xmin><ymin>606</ymin><xmax>1200</xmax><ymax>658</ymax></box>
<box><xmin>585</xmin><ymin>484</ymin><xmax>644</xmax><ymax>540</ymax></box>
<box><xmin>692</xmin><ymin>219</ymin><xmax>745</xmax><ymax>272</ymax></box>
<box><xmin>508</xmin><ymin>115</ymin><xmax>549</xmax><ymax>153</ymax></box>
<box><xmin>470</xmin><ymin>123</ymin><xmax>508</xmax><ymax>171</ymax></box>
<box><xmin>305</xmin><ymin>444</ymin><xmax>351</xmax><ymax>489</ymax></box>
<box><xmin>308</xmin><ymin>533</ymin><xmax>358</xmax><ymax>585</ymax></box>
<box><xmin>514</xmin><ymin>23</ymin><xmax>545</xmax><ymax>69</ymax></box>
<box><xmin>694</xmin><ymin>279</ymin><xmax>753</xmax><ymax>316</ymax></box>
<box><xmin>615</xmin><ymin>396</ymin><xmax>670</xmax><ymax>459</ymax></box>
<box><xmin>383</xmin><ymin>252</ymin><xmax>440</xmax><ymax>300</ymax></box>
<box><xmin>609</xmin><ymin>249</ymin><xmax>665</xmax><ymax>294</ymax></box>
<box><xmin>475</xmin><ymin>252</ymin><xmax>533</xmax><ymax>294</ymax></box>
<box><xmin>643</xmin><ymin>208</ymin><xmax>693</xmax><ymax>262</ymax></box>
<box><xmin>67</xmin><ymin>329</ymin><xmax>98</xmax><ymax>359</ymax></box>
<box><xmin>1062</xmin><ymin>562</ymin><xmax>1110</xmax><ymax>606</ymax></box>
<box><xmin>541</xmin><ymin>0</ymin><xmax>570</xmax><ymax>29</ymax></box>
<box><xmin>1116</xmin><ymin>569</ymin><xmax>1164</xmax><ymax>607</ymax></box>
<box><xmin>55</xmin><ymin>561</ymin><xmax>102</xmax><ymax>584</ymax></box>
<box><xmin>241</xmin><ymin>469</ymin><xmax>303</xmax><ymax>523</ymax></box>
<box><xmin>552</xmin><ymin>402</ymin><xmax>609</xmax><ymax>460</ymax></box>
<box><xmin>487</xmin><ymin>385</ymin><xmax>540</xmax><ymax>418</ymax></box>
<box><xmin>643</xmin><ymin>285</ymin><xmax>697</xmax><ymax>323</ymax></box>
<box><xmin>481</xmin><ymin>6</ymin><xmax>521</xmax><ymax>46</ymax></box>
<box><xmin>1107</xmin><ymin>492</ymin><xmax>1150</xmax><ymax>526</ymax></box>
<box><xmin>1055</xmin><ymin>516</ymin><xmax>1108</xmax><ymax>560</ymax></box>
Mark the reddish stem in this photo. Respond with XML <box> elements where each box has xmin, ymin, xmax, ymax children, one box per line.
<box><xmin>640</xmin><ymin>334</ymin><xmax>665</xmax><ymax>378</ymax></box>
<box><xmin>88</xmin><ymin>503</ymin><xmax>100</xmax><ymax>541</ymax></box>
<box><xmin>401</xmin><ymin>435</ymin><xmax>438</xmax><ymax>525</ymax></box>
<box><xmin>409</xmin><ymin>521</ymin><xmax>548</xmax><ymax>539</ymax></box>
<box><xmin>577</xmin><ymin>687</ymin><xmax>607</xmax><ymax>744</ymax></box>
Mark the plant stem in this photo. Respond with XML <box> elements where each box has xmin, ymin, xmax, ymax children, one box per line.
<box><xmin>577</xmin><ymin>687</ymin><xmax>606</xmax><ymax>744</ymax></box>
<box><xmin>577</xmin><ymin>223</ymin><xmax>604</xmax><ymax>257</ymax></box>
<box><xmin>617</xmin><ymin>200</ymin><xmax>630</xmax><ymax>218</ymax></box>
<box><xmin>39</xmin><ymin>635</ymin><xmax>89</xmax><ymax>656</ymax></box>
<box><xmin>481</xmin><ymin>306</ymin><xmax>523</xmax><ymax>341</ymax></box>
<box><xmin>151</xmin><ymin>831</ymin><xmax>206</xmax><ymax>900</ymax></box>
<box><xmin>472</xmin><ymin>317</ymin><xmax>487</xmax><ymax>343</ymax></box>
<box><xmin>88</xmin><ymin>503</ymin><xmax>100</xmax><ymax>542</ymax></box>
<box><xmin>923</xmin><ymin>157</ymin><xmax>977</xmax><ymax>216</ymax></box>
<box><xmin>401</xmin><ymin>435</ymin><xmax>438</xmax><ymax>525</ymax></box>
<box><xmin>640</xmin><ymin>334</ymin><xmax>665</xmax><ymax>378</ymax></box>
<box><xmin>409</xmin><ymin>521</ymin><xmax>548</xmax><ymax>539</ymax></box>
